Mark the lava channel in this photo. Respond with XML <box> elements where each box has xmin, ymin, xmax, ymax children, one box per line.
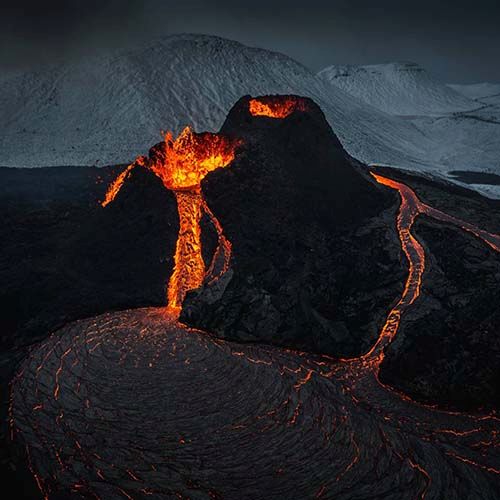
<box><xmin>359</xmin><ymin>172</ymin><xmax>500</xmax><ymax>372</ymax></box>
<box><xmin>101</xmin><ymin>126</ymin><xmax>241</xmax><ymax>315</ymax></box>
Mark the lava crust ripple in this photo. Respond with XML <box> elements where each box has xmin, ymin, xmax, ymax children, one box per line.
<box><xmin>11</xmin><ymin>308</ymin><xmax>500</xmax><ymax>499</ymax></box>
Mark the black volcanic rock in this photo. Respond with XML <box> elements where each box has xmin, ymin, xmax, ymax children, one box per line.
<box><xmin>0</xmin><ymin>164</ymin><xmax>182</xmax><ymax>497</ymax></box>
<box><xmin>0</xmin><ymin>165</ymin><xmax>178</xmax><ymax>351</ymax></box>
<box><xmin>181</xmin><ymin>95</ymin><xmax>404</xmax><ymax>357</ymax></box>
<box><xmin>380</xmin><ymin>217</ymin><xmax>500</xmax><ymax>411</ymax></box>
<box><xmin>367</xmin><ymin>167</ymin><xmax>500</xmax><ymax>411</ymax></box>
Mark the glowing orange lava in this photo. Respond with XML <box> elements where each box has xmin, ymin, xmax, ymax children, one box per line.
<box><xmin>249</xmin><ymin>96</ymin><xmax>308</xmax><ymax>118</ymax></box>
<box><xmin>101</xmin><ymin>162</ymin><xmax>137</xmax><ymax>207</ymax></box>
<box><xmin>167</xmin><ymin>191</ymin><xmax>205</xmax><ymax>311</ymax></box>
<box><xmin>150</xmin><ymin>126</ymin><xmax>240</xmax><ymax>191</ymax></box>
<box><xmin>363</xmin><ymin>172</ymin><xmax>500</xmax><ymax>370</ymax></box>
<box><xmin>101</xmin><ymin>126</ymin><xmax>241</xmax><ymax>314</ymax></box>
<box><xmin>361</xmin><ymin>173</ymin><xmax>426</xmax><ymax>365</ymax></box>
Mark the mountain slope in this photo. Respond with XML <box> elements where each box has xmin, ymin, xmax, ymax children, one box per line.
<box><xmin>318</xmin><ymin>62</ymin><xmax>477</xmax><ymax>116</ymax></box>
<box><xmin>448</xmin><ymin>82</ymin><xmax>500</xmax><ymax>102</ymax></box>
<box><xmin>0</xmin><ymin>34</ymin><xmax>434</xmax><ymax>169</ymax></box>
<box><xmin>1</xmin><ymin>34</ymin><xmax>499</xmax><ymax>198</ymax></box>
<box><xmin>317</xmin><ymin>62</ymin><xmax>500</xmax><ymax>198</ymax></box>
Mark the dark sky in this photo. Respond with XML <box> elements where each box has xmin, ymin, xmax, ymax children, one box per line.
<box><xmin>1</xmin><ymin>0</ymin><xmax>499</xmax><ymax>83</ymax></box>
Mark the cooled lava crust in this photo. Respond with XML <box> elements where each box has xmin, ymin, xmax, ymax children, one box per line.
<box><xmin>11</xmin><ymin>308</ymin><xmax>500</xmax><ymax>499</ymax></box>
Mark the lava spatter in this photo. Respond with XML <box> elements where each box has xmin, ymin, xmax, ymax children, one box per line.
<box><xmin>101</xmin><ymin>126</ymin><xmax>241</xmax><ymax>314</ymax></box>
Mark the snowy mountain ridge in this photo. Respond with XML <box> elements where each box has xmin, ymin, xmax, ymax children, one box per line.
<box><xmin>1</xmin><ymin>34</ymin><xmax>499</xmax><ymax>197</ymax></box>
<box><xmin>0</xmin><ymin>34</ymin><xmax>434</xmax><ymax>170</ymax></box>
<box><xmin>318</xmin><ymin>61</ymin><xmax>477</xmax><ymax>116</ymax></box>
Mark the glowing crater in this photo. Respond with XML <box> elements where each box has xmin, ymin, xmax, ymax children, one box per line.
<box><xmin>101</xmin><ymin>126</ymin><xmax>241</xmax><ymax>314</ymax></box>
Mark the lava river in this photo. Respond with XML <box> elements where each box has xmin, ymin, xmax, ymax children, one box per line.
<box><xmin>9</xmin><ymin>102</ymin><xmax>500</xmax><ymax>498</ymax></box>
<box><xmin>101</xmin><ymin>126</ymin><xmax>239</xmax><ymax>315</ymax></box>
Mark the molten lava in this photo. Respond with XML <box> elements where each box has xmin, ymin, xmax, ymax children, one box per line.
<box><xmin>101</xmin><ymin>163</ymin><xmax>136</xmax><ymax>208</ymax></box>
<box><xmin>361</xmin><ymin>173</ymin><xmax>426</xmax><ymax>365</ymax></box>
<box><xmin>362</xmin><ymin>172</ymin><xmax>500</xmax><ymax>370</ymax></box>
<box><xmin>167</xmin><ymin>191</ymin><xmax>205</xmax><ymax>310</ymax></box>
<box><xmin>249</xmin><ymin>96</ymin><xmax>308</xmax><ymax>118</ymax></box>
<box><xmin>150</xmin><ymin>126</ymin><xmax>240</xmax><ymax>191</ymax></box>
<box><xmin>101</xmin><ymin>126</ymin><xmax>240</xmax><ymax>314</ymax></box>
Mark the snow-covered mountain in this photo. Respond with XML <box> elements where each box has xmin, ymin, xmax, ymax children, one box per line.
<box><xmin>0</xmin><ymin>35</ymin><xmax>436</xmax><ymax>169</ymax></box>
<box><xmin>1</xmin><ymin>34</ymin><xmax>499</xmax><ymax>198</ymax></box>
<box><xmin>318</xmin><ymin>62</ymin><xmax>477</xmax><ymax>116</ymax></box>
<box><xmin>448</xmin><ymin>82</ymin><xmax>500</xmax><ymax>102</ymax></box>
<box><xmin>317</xmin><ymin>61</ymin><xmax>500</xmax><ymax>198</ymax></box>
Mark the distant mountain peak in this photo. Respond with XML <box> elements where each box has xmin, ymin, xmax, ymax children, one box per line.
<box><xmin>0</xmin><ymin>34</ymin><xmax>434</xmax><ymax>170</ymax></box>
<box><xmin>318</xmin><ymin>61</ymin><xmax>476</xmax><ymax>116</ymax></box>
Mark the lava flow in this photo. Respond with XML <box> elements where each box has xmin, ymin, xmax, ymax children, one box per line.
<box><xmin>361</xmin><ymin>172</ymin><xmax>500</xmax><ymax>369</ymax></box>
<box><xmin>101</xmin><ymin>126</ymin><xmax>240</xmax><ymax>314</ymax></box>
<box><xmin>10</xmin><ymin>169</ymin><xmax>500</xmax><ymax>499</ymax></box>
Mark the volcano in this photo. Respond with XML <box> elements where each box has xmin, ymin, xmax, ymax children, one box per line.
<box><xmin>95</xmin><ymin>94</ymin><xmax>402</xmax><ymax>357</ymax></box>
<box><xmin>4</xmin><ymin>94</ymin><xmax>500</xmax><ymax>499</ymax></box>
<box><xmin>181</xmin><ymin>95</ymin><xmax>402</xmax><ymax>357</ymax></box>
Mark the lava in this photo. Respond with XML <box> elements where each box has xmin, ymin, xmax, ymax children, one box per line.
<box><xmin>101</xmin><ymin>162</ymin><xmax>138</xmax><ymax>208</ymax></box>
<box><xmin>149</xmin><ymin>127</ymin><xmax>240</xmax><ymax>191</ymax></box>
<box><xmin>249</xmin><ymin>96</ymin><xmax>308</xmax><ymax>118</ymax></box>
<box><xmin>360</xmin><ymin>173</ymin><xmax>426</xmax><ymax>364</ymax></box>
<box><xmin>167</xmin><ymin>191</ymin><xmax>204</xmax><ymax>310</ymax></box>
<box><xmin>363</xmin><ymin>172</ymin><xmax>500</xmax><ymax>369</ymax></box>
<box><xmin>10</xmin><ymin>306</ymin><xmax>500</xmax><ymax>499</ymax></box>
<box><xmin>101</xmin><ymin>126</ymin><xmax>240</xmax><ymax>313</ymax></box>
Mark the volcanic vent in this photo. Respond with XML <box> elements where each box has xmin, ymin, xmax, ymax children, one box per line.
<box><xmin>100</xmin><ymin>94</ymin><xmax>401</xmax><ymax>355</ymax></box>
<box><xmin>102</xmin><ymin>126</ymin><xmax>241</xmax><ymax>315</ymax></box>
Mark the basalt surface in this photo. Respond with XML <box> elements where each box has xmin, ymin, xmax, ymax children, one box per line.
<box><xmin>0</xmin><ymin>165</ymin><xmax>179</xmax><ymax>495</ymax></box>
<box><xmin>371</xmin><ymin>167</ymin><xmax>500</xmax><ymax>411</ymax></box>
<box><xmin>380</xmin><ymin>217</ymin><xmax>500</xmax><ymax>410</ymax></box>
<box><xmin>0</xmin><ymin>165</ymin><xmax>178</xmax><ymax>353</ymax></box>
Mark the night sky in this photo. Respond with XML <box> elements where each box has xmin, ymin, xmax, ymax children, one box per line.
<box><xmin>1</xmin><ymin>0</ymin><xmax>499</xmax><ymax>83</ymax></box>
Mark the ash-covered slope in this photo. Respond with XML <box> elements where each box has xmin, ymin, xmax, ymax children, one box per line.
<box><xmin>181</xmin><ymin>95</ymin><xmax>404</xmax><ymax>357</ymax></box>
<box><xmin>318</xmin><ymin>62</ymin><xmax>476</xmax><ymax>116</ymax></box>
<box><xmin>0</xmin><ymin>34</ymin><xmax>434</xmax><ymax>170</ymax></box>
<box><xmin>318</xmin><ymin>62</ymin><xmax>500</xmax><ymax>198</ymax></box>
